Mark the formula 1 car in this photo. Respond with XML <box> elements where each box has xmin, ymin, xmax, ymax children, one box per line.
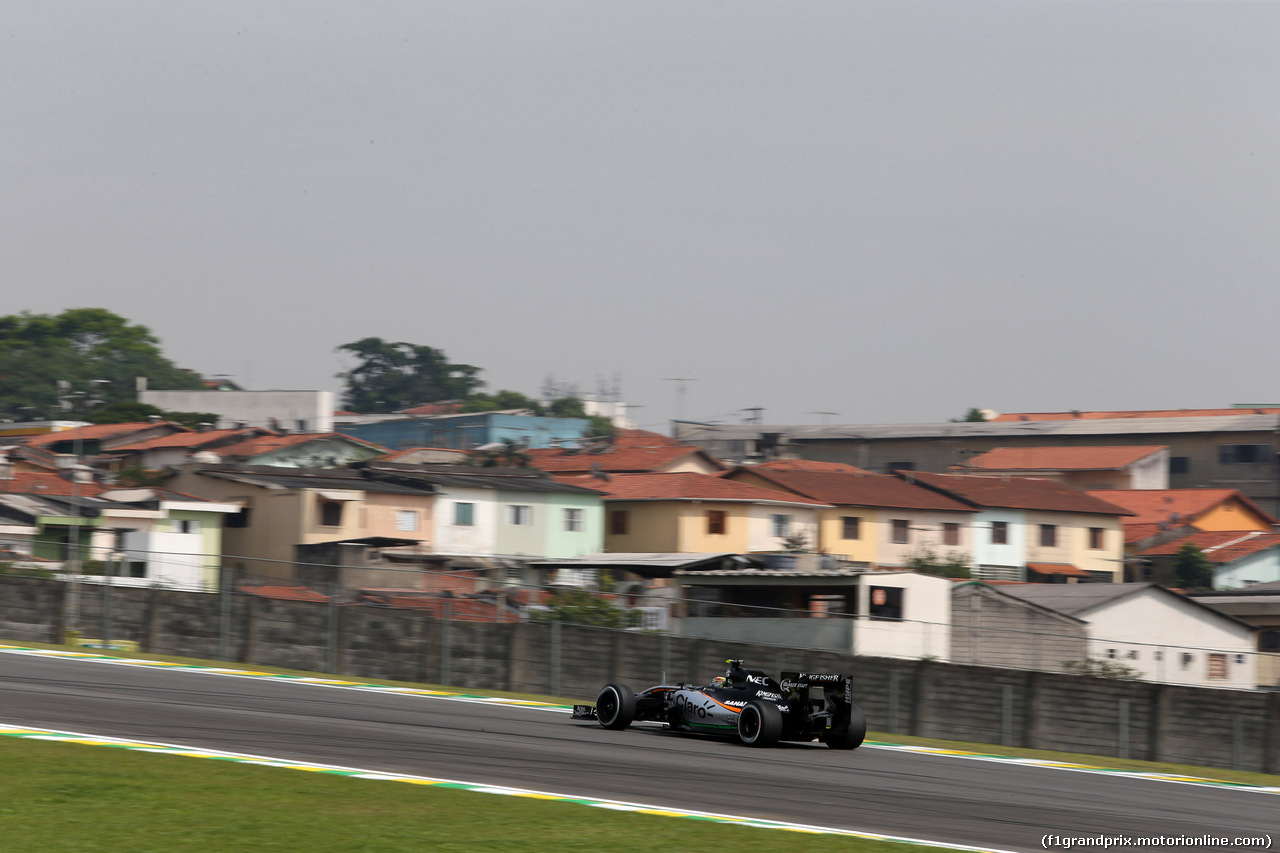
<box><xmin>571</xmin><ymin>660</ymin><xmax>866</xmax><ymax>749</ymax></box>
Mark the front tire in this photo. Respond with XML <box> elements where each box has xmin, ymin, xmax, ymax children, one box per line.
<box><xmin>825</xmin><ymin>703</ymin><xmax>866</xmax><ymax>750</ymax></box>
<box><xmin>596</xmin><ymin>683</ymin><xmax>636</xmax><ymax>730</ymax></box>
<box><xmin>737</xmin><ymin>699</ymin><xmax>783</xmax><ymax>747</ymax></box>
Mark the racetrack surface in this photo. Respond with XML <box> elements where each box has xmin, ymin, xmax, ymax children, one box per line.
<box><xmin>1</xmin><ymin>652</ymin><xmax>1274</xmax><ymax>852</ymax></box>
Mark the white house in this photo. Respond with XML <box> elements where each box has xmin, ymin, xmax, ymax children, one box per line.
<box><xmin>1001</xmin><ymin>583</ymin><xmax>1257</xmax><ymax>689</ymax></box>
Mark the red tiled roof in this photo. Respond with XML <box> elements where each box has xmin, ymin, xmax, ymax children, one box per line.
<box><xmin>1026</xmin><ymin>562</ymin><xmax>1090</xmax><ymax>577</ymax></box>
<box><xmin>525</xmin><ymin>429</ymin><xmax>721</xmax><ymax>474</ymax></box>
<box><xmin>0</xmin><ymin>471</ymin><xmax>105</xmax><ymax>497</ymax></box>
<box><xmin>107</xmin><ymin>429</ymin><xmax>267</xmax><ymax>452</ymax></box>
<box><xmin>213</xmin><ymin>432</ymin><xmax>388</xmax><ymax>459</ymax></box>
<box><xmin>1084</xmin><ymin>489</ymin><xmax>1276</xmax><ymax>526</ymax></box>
<box><xmin>725</xmin><ymin>468</ymin><xmax>972</xmax><ymax>512</ymax></box>
<box><xmin>960</xmin><ymin>446</ymin><xmax>1166</xmax><ymax>471</ymax></box>
<box><xmin>239</xmin><ymin>585</ymin><xmax>331</xmax><ymax>602</ymax></box>
<box><xmin>993</xmin><ymin>408</ymin><xmax>1280</xmax><ymax>422</ymax></box>
<box><xmin>903</xmin><ymin>471</ymin><xmax>1134</xmax><ymax>516</ymax></box>
<box><xmin>24</xmin><ymin>422</ymin><xmax>189</xmax><ymax>447</ymax></box>
<box><xmin>399</xmin><ymin>402</ymin><xmax>465</xmax><ymax>416</ymax></box>
<box><xmin>1138</xmin><ymin>530</ymin><xmax>1280</xmax><ymax>562</ymax></box>
<box><xmin>554</xmin><ymin>472</ymin><xmax>829</xmax><ymax>505</ymax></box>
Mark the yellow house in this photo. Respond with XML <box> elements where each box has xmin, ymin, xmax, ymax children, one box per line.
<box><xmin>556</xmin><ymin>472</ymin><xmax>828</xmax><ymax>554</ymax></box>
<box><xmin>1085</xmin><ymin>489</ymin><xmax>1277</xmax><ymax>535</ymax></box>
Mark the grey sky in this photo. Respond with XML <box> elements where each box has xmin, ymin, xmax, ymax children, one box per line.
<box><xmin>3</xmin><ymin>1</ymin><xmax>1277</xmax><ymax>431</ymax></box>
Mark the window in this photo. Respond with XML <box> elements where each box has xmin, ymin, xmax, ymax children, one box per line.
<box><xmin>226</xmin><ymin>508</ymin><xmax>251</xmax><ymax>528</ymax></box>
<box><xmin>1126</xmin><ymin>650</ymin><xmax>1138</xmax><ymax>660</ymax></box>
<box><xmin>771</xmin><ymin>514</ymin><xmax>792</xmax><ymax>538</ymax></box>
<box><xmin>1106</xmin><ymin>648</ymin><xmax>1116</xmax><ymax>659</ymax></box>
<box><xmin>868</xmin><ymin>586</ymin><xmax>904</xmax><ymax>621</ymax></box>
<box><xmin>127</xmin><ymin>561</ymin><xmax>147</xmax><ymax>578</ymax></box>
<box><xmin>991</xmin><ymin>521</ymin><xmax>1008</xmax><ymax>545</ymax></box>
<box><xmin>841</xmin><ymin>516</ymin><xmax>861</xmax><ymax>540</ymax></box>
<box><xmin>1207</xmin><ymin>653</ymin><xmax>1228</xmax><ymax>680</ymax></box>
<box><xmin>1088</xmin><ymin>528</ymin><xmax>1104</xmax><ymax>550</ymax></box>
<box><xmin>563</xmin><ymin>508</ymin><xmax>584</xmax><ymax>533</ymax></box>
<box><xmin>1169</xmin><ymin>456</ymin><xmax>1189</xmax><ymax>475</ymax></box>
<box><xmin>454</xmin><ymin>502</ymin><xmax>474</xmax><ymax>526</ymax></box>
<box><xmin>1039</xmin><ymin>524</ymin><xmax>1057</xmax><ymax>548</ymax></box>
<box><xmin>706</xmin><ymin>510</ymin><xmax>726</xmax><ymax>535</ymax></box>
<box><xmin>1235</xmin><ymin>654</ymin><xmax>1246</xmax><ymax>665</ymax></box>
<box><xmin>886</xmin><ymin>461</ymin><xmax>914</xmax><ymax>473</ymax></box>
<box><xmin>891</xmin><ymin>519</ymin><xmax>909</xmax><ymax>545</ymax></box>
<box><xmin>396</xmin><ymin>510</ymin><xmax>419</xmax><ymax>532</ymax></box>
<box><xmin>175</xmin><ymin>519</ymin><xmax>201</xmax><ymax>534</ymax></box>
<box><xmin>609</xmin><ymin>510</ymin><xmax>629</xmax><ymax>535</ymax></box>
<box><xmin>942</xmin><ymin>522</ymin><xmax>960</xmax><ymax>546</ymax></box>
<box><xmin>1218</xmin><ymin>444</ymin><xmax>1272</xmax><ymax>464</ymax></box>
<box><xmin>1261</xmin><ymin>630</ymin><xmax>1280</xmax><ymax>652</ymax></box>
<box><xmin>1180</xmin><ymin>652</ymin><xmax>1194</xmax><ymax>669</ymax></box>
<box><xmin>507</xmin><ymin>505</ymin><xmax>532</xmax><ymax>526</ymax></box>
<box><xmin>320</xmin><ymin>500</ymin><xmax>344</xmax><ymax>527</ymax></box>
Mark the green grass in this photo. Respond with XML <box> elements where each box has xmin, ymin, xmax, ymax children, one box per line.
<box><xmin>0</xmin><ymin>738</ymin><xmax>933</xmax><ymax>853</ymax></box>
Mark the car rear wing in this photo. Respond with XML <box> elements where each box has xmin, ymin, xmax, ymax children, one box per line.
<box><xmin>780</xmin><ymin>671</ymin><xmax>854</xmax><ymax>707</ymax></box>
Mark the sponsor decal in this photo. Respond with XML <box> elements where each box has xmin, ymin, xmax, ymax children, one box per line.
<box><xmin>755</xmin><ymin>691</ymin><xmax>781</xmax><ymax>701</ymax></box>
<box><xmin>746</xmin><ymin>674</ymin><xmax>769</xmax><ymax>685</ymax></box>
<box><xmin>800</xmin><ymin>673</ymin><xmax>842</xmax><ymax>683</ymax></box>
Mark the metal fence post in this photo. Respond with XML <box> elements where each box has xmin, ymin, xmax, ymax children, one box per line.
<box><xmin>326</xmin><ymin>583</ymin><xmax>339</xmax><ymax>675</ymax></box>
<box><xmin>1118</xmin><ymin>699</ymin><xmax>1130</xmax><ymax>759</ymax></box>
<box><xmin>218</xmin><ymin>565</ymin><xmax>232</xmax><ymax>662</ymax></box>
<box><xmin>550</xmin><ymin>619</ymin><xmax>562</xmax><ymax>697</ymax></box>
<box><xmin>1232</xmin><ymin>716</ymin><xmax>1244</xmax><ymax>771</ymax></box>
<box><xmin>441</xmin><ymin>599</ymin><xmax>452</xmax><ymax>686</ymax></box>
<box><xmin>1001</xmin><ymin>684</ymin><xmax>1013</xmax><ymax>747</ymax></box>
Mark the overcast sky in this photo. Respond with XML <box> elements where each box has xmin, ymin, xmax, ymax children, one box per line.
<box><xmin>3</xmin><ymin>1</ymin><xmax>1277</xmax><ymax>431</ymax></box>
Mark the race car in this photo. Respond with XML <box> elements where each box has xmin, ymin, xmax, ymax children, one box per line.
<box><xmin>571</xmin><ymin>660</ymin><xmax>866</xmax><ymax>749</ymax></box>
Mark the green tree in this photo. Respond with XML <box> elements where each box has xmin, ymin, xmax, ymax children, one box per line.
<box><xmin>460</xmin><ymin>390</ymin><xmax>544</xmax><ymax>414</ymax></box>
<box><xmin>0</xmin><ymin>309</ymin><xmax>204</xmax><ymax>419</ymax></box>
<box><xmin>906</xmin><ymin>547</ymin><xmax>972</xmax><ymax>579</ymax></box>
<box><xmin>950</xmin><ymin>408</ymin><xmax>989</xmax><ymax>423</ymax></box>
<box><xmin>336</xmin><ymin>337</ymin><xmax>483</xmax><ymax>413</ymax></box>
<box><xmin>1172</xmin><ymin>543</ymin><xmax>1215</xmax><ymax>591</ymax></box>
<box><xmin>532</xmin><ymin>588</ymin><xmax>641</xmax><ymax>628</ymax></box>
<box><xmin>85</xmin><ymin>401</ymin><xmax>220</xmax><ymax>430</ymax></box>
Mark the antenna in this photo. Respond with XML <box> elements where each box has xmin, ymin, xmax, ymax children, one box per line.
<box><xmin>742</xmin><ymin>407</ymin><xmax>765</xmax><ymax>424</ymax></box>
<box><xmin>809</xmin><ymin>411</ymin><xmax>839</xmax><ymax>425</ymax></box>
<box><xmin>664</xmin><ymin>378</ymin><xmax>695</xmax><ymax>421</ymax></box>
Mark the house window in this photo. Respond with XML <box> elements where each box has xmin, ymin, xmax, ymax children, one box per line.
<box><xmin>1039</xmin><ymin>524</ymin><xmax>1057</xmax><ymax>548</ymax></box>
<box><xmin>1169</xmin><ymin>456</ymin><xmax>1189</xmax><ymax>475</ymax></box>
<box><xmin>226</xmin><ymin>508</ymin><xmax>251</xmax><ymax>528</ymax></box>
<box><xmin>563</xmin><ymin>508</ymin><xmax>584</xmax><ymax>533</ymax></box>
<box><xmin>706</xmin><ymin>510</ymin><xmax>726</xmax><ymax>535</ymax></box>
<box><xmin>891</xmin><ymin>519</ymin><xmax>909</xmax><ymax>545</ymax></box>
<box><xmin>841</xmin><ymin>516</ymin><xmax>860</xmax><ymax>540</ymax></box>
<box><xmin>868</xmin><ymin>586</ymin><xmax>904</xmax><ymax>621</ymax></box>
<box><xmin>1218</xmin><ymin>444</ymin><xmax>1272</xmax><ymax>464</ymax></box>
<box><xmin>175</xmin><ymin>519</ymin><xmax>201</xmax><ymax>534</ymax></box>
<box><xmin>1088</xmin><ymin>528</ymin><xmax>1104</xmax><ymax>549</ymax></box>
<box><xmin>1181</xmin><ymin>652</ymin><xmax>1194</xmax><ymax>669</ymax></box>
<box><xmin>320</xmin><ymin>501</ymin><xmax>344</xmax><ymax>527</ymax></box>
<box><xmin>454</xmin><ymin>502</ymin><xmax>474</xmax><ymax>526</ymax></box>
<box><xmin>1207</xmin><ymin>653</ymin><xmax>1228</xmax><ymax>680</ymax></box>
<box><xmin>609</xmin><ymin>510</ymin><xmax>629</xmax><ymax>535</ymax></box>
<box><xmin>991</xmin><ymin>521</ymin><xmax>1008</xmax><ymax>545</ymax></box>
<box><xmin>507</xmin><ymin>505</ymin><xmax>532</xmax><ymax>526</ymax></box>
<box><xmin>942</xmin><ymin>522</ymin><xmax>960</xmax><ymax>546</ymax></box>
<box><xmin>1127</xmin><ymin>650</ymin><xmax>1138</xmax><ymax>660</ymax></box>
<box><xmin>127</xmin><ymin>561</ymin><xmax>147</xmax><ymax>578</ymax></box>
<box><xmin>1261</xmin><ymin>630</ymin><xmax>1280</xmax><ymax>652</ymax></box>
<box><xmin>1106</xmin><ymin>648</ymin><xmax>1116</xmax><ymax>659</ymax></box>
<box><xmin>771</xmin><ymin>514</ymin><xmax>792</xmax><ymax>538</ymax></box>
<box><xmin>396</xmin><ymin>510</ymin><xmax>419</xmax><ymax>532</ymax></box>
<box><xmin>886</xmin><ymin>461</ymin><xmax>914</xmax><ymax>473</ymax></box>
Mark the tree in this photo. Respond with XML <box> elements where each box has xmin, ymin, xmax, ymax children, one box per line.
<box><xmin>84</xmin><ymin>401</ymin><xmax>220</xmax><ymax>430</ymax></box>
<box><xmin>906</xmin><ymin>547</ymin><xmax>972</xmax><ymax>579</ymax></box>
<box><xmin>336</xmin><ymin>337</ymin><xmax>483</xmax><ymax>413</ymax></box>
<box><xmin>460</xmin><ymin>390</ymin><xmax>544</xmax><ymax>414</ymax></box>
<box><xmin>532</xmin><ymin>588</ymin><xmax>641</xmax><ymax>628</ymax></box>
<box><xmin>467</xmin><ymin>437</ymin><xmax>535</xmax><ymax>469</ymax></box>
<box><xmin>0</xmin><ymin>309</ymin><xmax>205</xmax><ymax>419</ymax></box>
<box><xmin>1172</xmin><ymin>543</ymin><xmax>1215</xmax><ymax>591</ymax></box>
<box><xmin>950</xmin><ymin>408</ymin><xmax>989</xmax><ymax>423</ymax></box>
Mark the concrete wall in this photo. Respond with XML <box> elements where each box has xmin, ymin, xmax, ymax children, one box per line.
<box><xmin>952</xmin><ymin>584</ymin><xmax>1088</xmax><ymax>672</ymax></box>
<box><xmin>2</xmin><ymin>574</ymin><xmax>1277</xmax><ymax>774</ymax></box>
<box><xmin>141</xmin><ymin>390</ymin><xmax>334</xmax><ymax>433</ymax></box>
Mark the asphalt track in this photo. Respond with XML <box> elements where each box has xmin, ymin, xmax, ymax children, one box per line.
<box><xmin>1</xmin><ymin>652</ymin><xmax>1275</xmax><ymax>852</ymax></box>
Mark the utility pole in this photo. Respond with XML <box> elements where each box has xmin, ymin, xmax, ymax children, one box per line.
<box><xmin>664</xmin><ymin>378</ymin><xmax>695</xmax><ymax>424</ymax></box>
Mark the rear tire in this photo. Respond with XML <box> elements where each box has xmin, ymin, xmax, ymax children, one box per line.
<box><xmin>825</xmin><ymin>703</ymin><xmax>866</xmax><ymax>750</ymax></box>
<box><xmin>595</xmin><ymin>683</ymin><xmax>636</xmax><ymax>730</ymax></box>
<box><xmin>737</xmin><ymin>699</ymin><xmax>783</xmax><ymax>747</ymax></box>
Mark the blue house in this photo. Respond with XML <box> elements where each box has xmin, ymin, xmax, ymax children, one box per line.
<box><xmin>336</xmin><ymin>410</ymin><xmax>590</xmax><ymax>451</ymax></box>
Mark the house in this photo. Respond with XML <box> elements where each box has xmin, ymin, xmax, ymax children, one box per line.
<box><xmin>719</xmin><ymin>466</ymin><xmax>973</xmax><ymax>567</ymax></box>
<box><xmin>999</xmin><ymin>582</ymin><xmax>1258</xmax><ymax>689</ymax></box>
<box><xmin>335</xmin><ymin>409</ymin><xmax>590</xmax><ymax>451</ymax></box>
<box><xmin>672</xmin><ymin>567</ymin><xmax>952</xmax><ymax>660</ymax></box>
<box><xmin>951</xmin><ymin>581</ymin><xmax>1089</xmax><ymax>673</ymax></box>
<box><xmin>165</xmin><ymin>462</ymin><xmax>604</xmax><ymax>588</ymax></box>
<box><xmin>139</xmin><ymin>388</ymin><xmax>336</xmax><ymax>433</ymax></box>
<box><xmin>674</xmin><ymin>409</ymin><xmax>1280</xmax><ymax>516</ymax></box>
<box><xmin>552</xmin><ymin>472</ymin><xmax>829</xmax><ymax>557</ymax></box>
<box><xmin>96</xmin><ymin>427</ymin><xmax>276</xmax><ymax>470</ymax></box>
<box><xmin>194</xmin><ymin>432</ymin><xmax>388</xmax><ymax>468</ymax></box>
<box><xmin>523</xmin><ymin>429</ymin><xmax>725</xmax><ymax>475</ymax></box>
<box><xmin>954</xmin><ymin>445</ymin><xmax>1169</xmax><ymax>491</ymax></box>
<box><xmin>20</xmin><ymin>420</ymin><xmax>191</xmax><ymax>458</ymax></box>
<box><xmin>1191</xmin><ymin>581</ymin><xmax>1280</xmax><ymax>688</ymax></box>
<box><xmin>901</xmin><ymin>471</ymin><xmax>1132</xmax><ymax>582</ymax></box>
<box><xmin>1136</xmin><ymin>531</ymin><xmax>1280</xmax><ymax>590</ymax></box>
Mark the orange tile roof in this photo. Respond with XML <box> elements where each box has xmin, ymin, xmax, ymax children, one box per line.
<box><xmin>24</xmin><ymin>422</ymin><xmax>189</xmax><ymax>446</ymax></box>
<box><xmin>240</xmin><ymin>585</ymin><xmax>331</xmax><ymax>602</ymax></box>
<box><xmin>1138</xmin><ymin>530</ymin><xmax>1280</xmax><ymax>561</ymax></box>
<box><xmin>904</xmin><ymin>471</ymin><xmax>1134</xmax><ymax>515</ymax></box>
<box><xmin>213</xmin><ymin>433</ymin><xmax>388</xmax><ymax>458</ymax></box>
<box><xmin>993</xmin><ymin>408</ymin><xmax>1280</xmax><ymax>422</ymax></box>
<box><xmin>1084</xmin><ymin>489</ymin><xmax>1275</xmax><ymax>526</ymax></box>
<box><xmin>554</xmin><ymin>472</ymin><xmax>829</xmax><ymax>505</ymax></box>
<box><xmin>107</xmin><ymin>429</ymin><xmax>265</xmax><ymax>452</ymax></box>
<box><xmin>725</xmin><ymin>468</ymin><xmax>972</xmax><ymax>512</ymax></box>
<box><xmin>0</xmin><ymin>471</ymin><xmax>105</xmax><ymax>497</ymax></box>
<box><xmin>525</xmin><ymin>429</ymin><xmax>720</xmax><ymax>474</ymax></box>
<box><xmin>960</xmin><ymin>446</ymin><xmax>1166</xmax><ymax>471</ymax></box>
<box><xmin>1026</xmin><ymin>563</ymin><xmax>1090</xmax><ymax>577</ymax></box>
<box><xmin>748</xmin><ymin>459</ymin><xmax>874</xmax><ymax>474</ymax></box>
<box><xmin>399</xmin><ymin>402</ymin><xmax>465</xmax><ymax>416</ymax></box>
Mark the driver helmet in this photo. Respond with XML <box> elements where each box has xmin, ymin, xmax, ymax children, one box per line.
<box><xmin>710</xmin><ymin>676</ymin><xmax>728</xmax><ymax>688</ymax></box>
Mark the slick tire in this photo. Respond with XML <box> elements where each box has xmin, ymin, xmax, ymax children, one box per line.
<box><xmin>596</xmin><ymin>683</ymin><xmax>636</xmax><ymax>731</ymax></box>
<box><xmin>737</xmin><ymin>699</ymin><xmax>783</xmax><ymax>747</ymax></box>
<box><xmin>825</xmin><ymin>703</ymin><xmax>867</xmax><ymax>750</ymax></box>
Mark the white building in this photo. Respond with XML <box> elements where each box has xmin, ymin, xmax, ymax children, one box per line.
<box><xmin>140</xmin><ymin>389</ymin><xmax>334</xmax><ymax>433</ymax></box>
